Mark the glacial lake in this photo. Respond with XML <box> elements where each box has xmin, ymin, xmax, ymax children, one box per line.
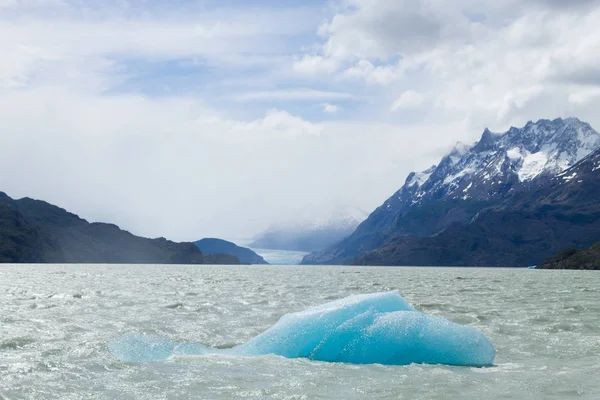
<box><xmin>1</xmin><ymin>265</ymin><xmax>599</xmax><ymax>399</ymax></box>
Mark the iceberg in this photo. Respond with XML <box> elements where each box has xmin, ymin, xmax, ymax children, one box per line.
<box><xmin>110</xmin><ymin>291</ymin><xmax>495</xmax><ymax>367</ymax></box>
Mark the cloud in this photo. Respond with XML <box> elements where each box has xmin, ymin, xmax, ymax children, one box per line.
<box><xmin>246</xmin><ymin>109</ymin><xmax>323</xmax><ymax>137</ymax></box>
<box><xmin>390</xmin><ymin>90</ymin><xmax>425</xmax><ymax>111</ymax></box>
<box><xmin>293</xmin><ymin>55</ymin><xmax>340</xmax><ymax>75</ymax></box>
<box><xmin>232</xmin><ymin>89</ymin><xmax>355</xmax><ymax>102</ymax></box>
<box><xmin>297</xmin><ymin>0</ymin><xmax>600</xmax><ymax>129</ymax></box>
<box><xmin>568</xmin><ymin>88</ymin><xmax>600</xmax><ymax>106</ymax></box>
<box><xmin>533</xmin><ymin>0</ymin><xmax>600</xmax><ymax>9</ymax></box>
<box><xmin>0</xmin><ymin>86</ymin><xmax>447</xmax><ymax>241</ymax></box>
<box><xmin>0</xmin><ymin>0</ymin><xmax>17</xmax><ymax>9</ymax></box>
<box><xmin>0</xmin><ymin>2</ymin><xmax>320</xmax><ymax>93</ymax></box>
<box><xmin>343</xmin><ymin>60</ymin><xmax>402</xmax><ymax>84</ymax></box>
<box><xmin>322</xmin><ymin>103</ymin><xmax>341</xmax><ymax>113</ymax></box>
<box><xmin>320</xmin><ymin>0</ymin><xmax>471</xmax><ymax>60</ymax></box>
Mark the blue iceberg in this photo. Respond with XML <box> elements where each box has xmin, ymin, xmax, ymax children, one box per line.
<box><xmin>110</xmin><ymin>291</ymin><xmax>495</xmax><ymax>367</ymax></box>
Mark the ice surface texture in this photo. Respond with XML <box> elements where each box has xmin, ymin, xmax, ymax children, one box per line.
<box><xmin>110</xmin><ymin>291</ymin><xmax>495</xmax><ymax>367</ymax></box>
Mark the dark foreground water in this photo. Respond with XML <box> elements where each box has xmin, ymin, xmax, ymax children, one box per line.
<box><xmin>0</xmin><ymin>265</ymin><xmax>599</xmax><ymax>399</ymax></box>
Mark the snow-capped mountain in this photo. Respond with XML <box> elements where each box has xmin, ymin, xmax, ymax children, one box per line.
<box><xmin>390</xmin><ymin>117</ymin><xmax>600</xmax><ymax>208</ymax></box>
<box><xmin>303</xmin><ymin>117</ymin><xmax>600</xmax><ymax>265</ymax></box>
<box><xmin>250</xmin><ymin>205</ymin><xmax>368</xmax><ymax>252</ymax></box>
<box><xmin>355</xmin><ymin>145</ymin><xmax>600</xmax><ymax>267</ymax></box>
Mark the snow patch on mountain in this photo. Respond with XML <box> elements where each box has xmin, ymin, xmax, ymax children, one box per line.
<box><xmin>443</xmin><ymin>166</ymin><xmax>476</xmax><ymax>185</ymax></box>
<box><xmin>519</xmin><ymin>151</ymin><xmax>549</xmax><ymax>181</ymax></box>
<box><xmin>406</xmin><ymin>165</ymin><xmax>436</xmax><ymax>187</ymax></box>
<box><xmin>506</xmin><ymin>147</ymin><xmax>522</xmax><ymax>161</ymax></box>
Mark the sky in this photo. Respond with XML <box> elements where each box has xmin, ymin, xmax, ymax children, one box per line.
<box><xmin>1</xmin><ymin>0</ymin><xmax>600</xmax><ymax>241</ymax></box>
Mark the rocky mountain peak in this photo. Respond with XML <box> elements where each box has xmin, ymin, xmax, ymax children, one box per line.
<box><xmin>472</xmin><ymin>128</ymin><xmax>502</xmax><ymax>153</ymax></box>
<box><xmin>401</xmin><ymin>117</ymin><xmax>600</xmax><ymax>205</ymax></box>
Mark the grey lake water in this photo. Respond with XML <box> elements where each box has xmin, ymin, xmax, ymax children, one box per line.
<box><xmin>1</xmin><ymin>265</ymin><xmax>599</xmax><ymax>400</ymax></box>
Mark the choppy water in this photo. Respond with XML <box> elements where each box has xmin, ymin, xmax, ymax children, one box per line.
<box><xmin>1</xmin><ymin>265</ymin><xmax>599</xmax><ymax>400</ymax></box>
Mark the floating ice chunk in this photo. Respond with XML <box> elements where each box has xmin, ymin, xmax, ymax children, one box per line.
<box><xmin>234</xmin><ymin>292</ymin><xmax>415</xmax><ymax>360</ymax></box>
<box><xmin>234</xmin><ymin>292</ymin><xmax>494</xmax><ymax>366</ymax></box>
<box><xmin>110</xmin><ymin>292</ymin><xmax>495</xmax><ymax>367</ymax></box>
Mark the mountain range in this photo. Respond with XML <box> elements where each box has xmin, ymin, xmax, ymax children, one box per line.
<box><xmin>303</xmin><ymin>117</ymin><xmax>600</xmax><ymax>267</ymax></box>
<box><xmin>0</xmin><ymin>192</ymin><xmax>237</xmax><ymax>264</ymax></box>
<box><xmin>4</xmin><ymin>117</ymin><xmax>599</xmax><ymax>268</ymax></box>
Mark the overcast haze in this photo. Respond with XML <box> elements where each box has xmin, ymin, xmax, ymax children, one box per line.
<box><xmin>1</xmin><ymin>0</ymin><xmax>600</xmax><ymax>241</ymax></box>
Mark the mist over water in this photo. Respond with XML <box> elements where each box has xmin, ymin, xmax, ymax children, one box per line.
<box><xmin>1</xmin><ymin>265</ymin><xmax>599</xmax><ymax>399</ymax></box>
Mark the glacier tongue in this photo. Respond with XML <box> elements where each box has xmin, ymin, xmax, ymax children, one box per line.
<box><xmin>109</xmin><ymin>292</ymin><xmax>496</xmax><ymax>367</ymax></box>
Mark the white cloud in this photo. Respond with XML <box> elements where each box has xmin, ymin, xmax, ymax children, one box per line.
<box><xmin>296</xmin><ymin>0</ymin><xmax>600</xmax><ymax>130</ymax></box>
<box><xmin>293</xmin><ymin>55</ymin><xmax>340</xmax><ymax>75</ymax></box>
<box><xmin>322</xmin><ymin>103</ymin><xmax>341</xmax><ymax>113</ymax></box>
<box><xmin>0</xmin><ymin>3</ymin><xmax>320</xmax><ymax>91</ymax></box>
<box><xmin>497</xmin><ymin>86</ymin><xmax>545</xmax><ymax>121</ymax></box>
<box><xmin>246</xmin><ymin>109</ymin><xmax>323</xmax><ymax>137</ymax></box>
<box><xmin>0</xmin><ymin>0</ymin><xmax>17</xmax><ymax>9</ymax></box>
<box><xmin>320</xmin><ymin>0</ymin><xmax>471</xmax><ymax>60</ymax></box>
<box><xmin>232</xmin><ymin>89</ymin><xmax>354</xmax><ymax>102</ymax></box>
<box><xmin>0</xmin><ymin>86</ymin><xmax>447</xmax><ymax>241</ymax></box>
<box><xmin>568</xmin><ymin>88</ymin><xmax>600</xmax><ymax>106</ymax></box>
<box><xmin>343</xmin><ymin>60</ymin><xmax>402</xmax><ymax>84</ymax></box>
<box><xmin>390</xmin><ymin>90</ymin><xmax>425</xmax><ymax>111</ymax></box>
<box><xmin>0</xmin><ymin>19</ymin><xmax>277</xmax><ymax>68</ymax></box>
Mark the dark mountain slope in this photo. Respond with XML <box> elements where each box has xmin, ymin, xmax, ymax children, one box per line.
<box><xmin>0</xmin><ymin>192</ymin><xmax>237</xmax><ymax>264</ymax></box>
<box><xmin>0</xmin><ymin>203</ymin><xmax>48</xmax><ymax>263</ymax></box>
